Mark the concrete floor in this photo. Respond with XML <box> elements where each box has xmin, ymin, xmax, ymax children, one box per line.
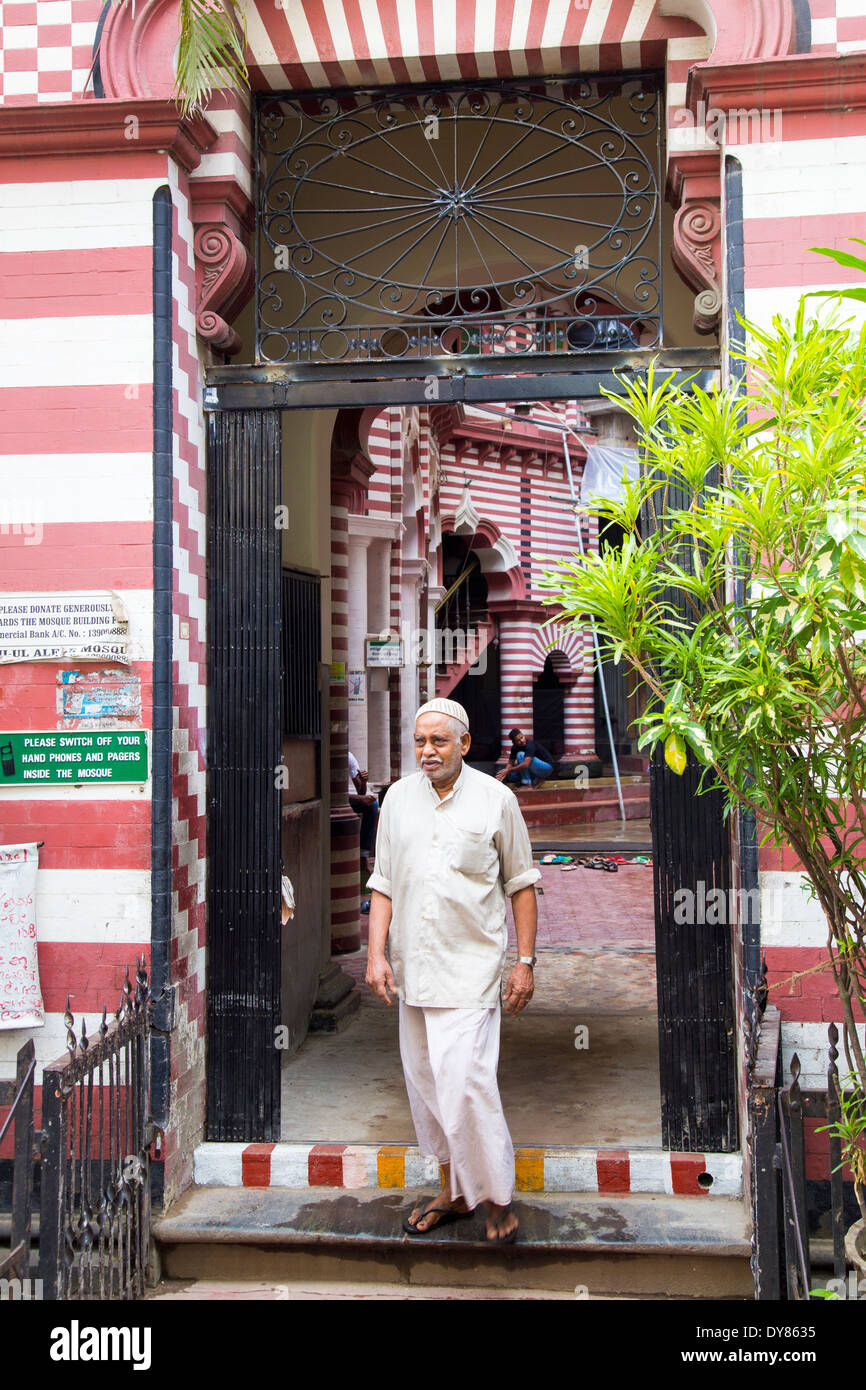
<box><xmin>529</xmin><ymin>816</ymin><xmax>652</xmax><ymax>849</ymax></box>
<box><xmin>281</xmin><ymin>863</ymin><xmax>661</xmax><ymax>1147</ymax></box>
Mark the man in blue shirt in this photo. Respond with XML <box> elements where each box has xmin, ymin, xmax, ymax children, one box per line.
<box><xmin>498</xmin><ymin>728</ymin><xmax>554</xmax><ymax>787</ymax></box>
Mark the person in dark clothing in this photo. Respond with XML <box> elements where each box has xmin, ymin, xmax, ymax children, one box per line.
<box><xmin>349</xmin><ymin>751</ymin><xmax>379</xmax><ymax>872</ymax></box>
<box><xmin>497</xmin><ymin>728</ymin><xmax>554</xmax><ymax>787</ymax></box>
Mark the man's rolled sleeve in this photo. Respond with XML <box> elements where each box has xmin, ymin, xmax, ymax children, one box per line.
<box><xmin>497</xmin><ymin>791</ymin><xmax>542</xmax><ymax>896</ymax></box>
<box><xmin>365</xmin><ymin>791</ymin><xmax>392</xmax><ymax>898</ymax></box>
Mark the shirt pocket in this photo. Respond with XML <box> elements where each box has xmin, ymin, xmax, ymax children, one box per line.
<box><xmin>449</xmin><ymin>825</ymin><xmax>495</xmax><ymax>875</ymax></box>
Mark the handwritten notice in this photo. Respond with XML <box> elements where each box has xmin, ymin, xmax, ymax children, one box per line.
<box><xmin>0</xmin><ymin>843</ymin><xmax>43</xmax><ymax>1030</ymax></box>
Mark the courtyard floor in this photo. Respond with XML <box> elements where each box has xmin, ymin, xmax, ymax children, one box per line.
<box><xmin>280</xmin><ymin>858</ymin><xmax>660</xmax><ymax>1148</ymax></box>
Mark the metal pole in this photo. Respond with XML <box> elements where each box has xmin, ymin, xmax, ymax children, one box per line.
<box><xmin>470</xmin><ymin>402</ymin><xmax>628</xmax><ymax>821</ymax></box>
<box><xmin>560</xmin><ymin>434</ymin><xmax>627</xmax><ymax>823</ymax></box>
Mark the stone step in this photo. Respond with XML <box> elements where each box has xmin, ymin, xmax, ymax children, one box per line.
<box><xmin>520</xmin><ymin>797</ymin><xmax>651</xmax><ymax>827</ymax></box>
<box><xmin>147</xmin><ymin>1277</ymin><xmax>642</xmax><ymax>1300</ymax></box>
<box><xmin>152</xmin><ymin>1187</ymin><xmax>753</xmax><ymax>1299</ymax></box>
<box><xmin>193</xmin><ymin>1142</ymin><xmax>742</xmax><ymax>1197</ymax></box>
<box><xmin>540</xmin><ymin>776</ymin><xmax>648</xmax><ymax>791</ymax></box>
<box><xmin>515</xmin><ymin>783</ymin><xmax>649</xmax><ymax>805</ymax></box>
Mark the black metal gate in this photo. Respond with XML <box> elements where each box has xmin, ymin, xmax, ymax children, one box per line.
<box><xmin>650</xmin><ymin>747</ymin><xmax>737</xmax><ymax>1150</ymax></box>
<box><xmin>643</xmin><ymin>451</ymin><xmax>738</xmax><ymax>1152</ymax></box>
<box><xmin>206</xmin><ymin>408</ymin><xmax>282</xmax><ymax>1141</ymax></box>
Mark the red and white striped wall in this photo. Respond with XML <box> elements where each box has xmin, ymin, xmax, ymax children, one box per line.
<box><xmin>688</xmin><ymin>56</ymin><xmax>866</xmax><ymax>1155</ymax></box>
<box><xmin>0</xmin><ymin>151</ymin><xmax>159</xmax><ymax>1092</ymax></box>
<box><xmin>0</xmin><ymin>136</ymin><xmax>212</xmax><ymax>1201</ymax></box>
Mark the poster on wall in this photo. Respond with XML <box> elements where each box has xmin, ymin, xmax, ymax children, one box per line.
<box><xmin>347</xmin><ymin>669</ymin><xmax>366</xmax><ymax>703</ymax></box>
<box><xmin>0</xmin><ymin>591</ymin><xmax>130</xmax><ymax>665</ymax></box>
<box><xmin>0</xmin><ymin>842</ymin><xmax>43</xmax><ymax>1030</ymax></box>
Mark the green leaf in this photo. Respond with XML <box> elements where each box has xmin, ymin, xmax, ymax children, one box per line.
<box><xmin>807</xmin><ymin>244</ymin><xmax>866</xmax><ymax>276</ymax></box>
<box><xmin>664</xmin><ymin>732</ymin><xmax>687</xmax><ymax>776</ymax></box>
<box><xmin>174</xmin><ymin>0</ymin><xmax>249</xmax><ymax>114</ymax></box>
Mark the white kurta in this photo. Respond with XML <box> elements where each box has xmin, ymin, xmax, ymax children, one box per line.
<box><xmin>367</xmin><ymin>760</ymin><xmax>539</xmax><ymax>1206</ymax></box>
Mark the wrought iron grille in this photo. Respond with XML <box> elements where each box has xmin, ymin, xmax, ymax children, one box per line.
<box><xmin>256</xmin><ymin>76</ymin><xmax>662</xmax><ymax>366</ymax></box>
<box><xmin>39</xmin><ymin>961</ymin><xmax>155</xmax><ymax>1300</ymax></box>
<box><xmin>281</xmin><ymin>568</ymin><xmax>321</xmax><ymax>737</ymax></box>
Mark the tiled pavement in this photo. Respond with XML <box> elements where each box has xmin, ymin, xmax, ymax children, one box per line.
<box><xmin>348</xmin><ymin>860</ymin><xmax>657</xmax><ymax>1009</ymax></box>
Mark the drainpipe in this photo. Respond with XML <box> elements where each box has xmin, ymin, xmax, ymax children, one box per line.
<box><xmin>150</xmin><ymin>187</ymin><xmax>175</xmax><ymax>1155</ymax></box>
<box><xmin>725</xmin><ymin>156</ymin><xmax>762</xmax><ymax>1024</ymax></box>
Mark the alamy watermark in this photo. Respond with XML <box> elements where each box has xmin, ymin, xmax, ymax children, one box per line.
<box><xmin>670</xmin><ymin>100</ymin><xmax>783</xmax><ymax>146</ymax></box>
<box><xmin>674</xmin><ymin>880</ymin><xmax>763</xmax><ymax>926</ymax></box>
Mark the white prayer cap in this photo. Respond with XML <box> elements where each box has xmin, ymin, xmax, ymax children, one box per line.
<box><xmin>414</xmin><ymin>697</ymin><xmax>470</xmax><ymax>730</ymax></box>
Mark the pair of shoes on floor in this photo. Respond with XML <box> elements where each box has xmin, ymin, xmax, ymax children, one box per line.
<box><xmin>582</xmin><ymin>856</ymin><xmax>618</xmax><ymax>872</ymax></box>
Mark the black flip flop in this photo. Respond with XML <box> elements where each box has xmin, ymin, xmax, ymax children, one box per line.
<box><xmin>485</xmin><ymin>1203</ymin><xmax>518</xmax><ymax>1244</ymax></box>
<box><xmin>403</xmin><ymin>1197</ymin><xmax>474</xmax><ymax>1236</ymax></box>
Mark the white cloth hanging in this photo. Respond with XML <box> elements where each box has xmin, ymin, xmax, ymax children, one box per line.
<box><xmin>580</xmin><ymin>444</ymin><xmax>640</xmax><ymax>504</ymax></box>
<box><xmin>0</xmin><ymin>842</ymin><xmax>43</xmax><ymax>1029</ymax></box>
<box><xmin>281</xmin><ymin>874</ymin><xmax>295</xmax><ymax>924</ymax></box>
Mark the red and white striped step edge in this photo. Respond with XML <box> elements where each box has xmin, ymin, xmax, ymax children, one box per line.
<box><xmin>193</xmin><ymin>1144</ymin><xmax>742</xmax><ymax>1197</ymax></box>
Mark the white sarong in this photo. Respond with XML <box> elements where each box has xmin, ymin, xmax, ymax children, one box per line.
<box><xmin>398</xmin><ymin>999</ymin><xmax>514</xmax><ymax>1209</ymax></box>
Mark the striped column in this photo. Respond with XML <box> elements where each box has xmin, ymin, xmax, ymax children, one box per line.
<box><xmin>328</xmin><ymin>491</ymin><xmax>360</xmax><ymax>955</ymax></box>
<box><xmin>388</xmin><ymin>413</ymin><xmax>404</xmax><ymax>779</ymax></box>
<box><xmin>491</xmin><ymin>601</ymin><xmax>543</xmax><ymax>751</ymax></box>
<box><xmin>329</xmin><ymin>440</ymin><xmax>374</xmax><ymax>954</ymax></box>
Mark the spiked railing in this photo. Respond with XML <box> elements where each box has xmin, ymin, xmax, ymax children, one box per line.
<box><xmin>38</xmin><ymin>958</ymin><xmax>156</xmax><ymax>1300</ymax></box>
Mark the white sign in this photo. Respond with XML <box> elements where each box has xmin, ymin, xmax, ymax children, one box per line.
<box><xmin>0</xmin><ymin>591</ymin><xmax>130</xmax><ymax>665</ymax></box>
<box><xmin>0</xmin><ymin>843</ymin><xmax>43</xmax><ymax>1030</ymax></box>
<box><xmin>366</xmin><ymin>637</ymin><xmax>403</xmax><ymax>668</ymax></box>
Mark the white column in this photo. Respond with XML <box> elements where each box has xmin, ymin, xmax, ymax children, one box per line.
<box><xmin>400</xmin><ymin>557</ymin><xmax>428</xmax><ymax>772</ymax></box>
<box><xmin>347</xmin><ymin>530</ymin><xmax>370</xmax><ymax>770</ymax></box>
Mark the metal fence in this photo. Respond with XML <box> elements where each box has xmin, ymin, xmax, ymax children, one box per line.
<box><xmin>748</xmin><ymin>992</ymin><xmax>847</xmax><ymax>1299</ymax></box>
<box><xmin>0</xmin><ymin>1039</ymin><xmax>36</xmax><ymax>1296</ymax></box>
<box><xmin>38</xmin><ymin>959</ymin><xmax>156</xmax><ymax>1300</ymax></box>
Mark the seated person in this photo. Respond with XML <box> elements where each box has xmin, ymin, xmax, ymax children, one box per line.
<box><xmin>348</xmin><ymin>751</ymin><xmax>378</xmax><ymax>872</ymax></box>
<box><xmin>496</xmin><ymin>728</ymin><xmax>554</xmax><ymax>787</ymax></box>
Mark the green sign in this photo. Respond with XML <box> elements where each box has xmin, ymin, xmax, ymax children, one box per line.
<box><xmin>0</xmin><ymin>731</ymin><xmax>148</xmax><ymax>785</ymax></box>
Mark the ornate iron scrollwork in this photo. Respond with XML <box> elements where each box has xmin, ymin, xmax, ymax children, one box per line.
<box><xmin>256</xmin><ymin>76</ymin><xmax>662</xmax><ymax>366</ymax></box>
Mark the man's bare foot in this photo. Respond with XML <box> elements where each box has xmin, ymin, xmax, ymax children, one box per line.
<box><xmin>407</xmin><ymin>1193</ymin><xmax>470</xmax><ymax>1233</ymax></box>
<box><xmin>485</xmin><ymin>1202</ymin><xmax>518</xmax><ymax>1241</ymax></box>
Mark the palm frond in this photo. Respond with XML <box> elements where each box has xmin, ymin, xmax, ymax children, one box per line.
<box><xmin>175</xmin><ymin>0</ymin><xmax>248</xmax><ymax>115</ymax></box>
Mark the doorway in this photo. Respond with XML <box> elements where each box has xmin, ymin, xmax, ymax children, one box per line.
<box><xmin>203</xmin><ymin>71</ymin><xmax>737</xmax><ymax>1155</ymax></box>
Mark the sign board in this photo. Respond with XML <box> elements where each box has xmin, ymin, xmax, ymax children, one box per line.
<box><xmin>0</xmin><ymin>731</ymin><xmax>148</xmax><ymax>785</ymax></box>
<box><xmin>59</xmin><ymin>670</ymin><xmax>142</xmax><ymax>722</ymax></box>
<box><xmin>0</xmin><ymin>592</ymin><xmax>130</xmax><ymax>665</ymax></box>
<box><xmin>365</xmin><ymin>637</ymin><xmax>403</xmax><ymax>668</ymax></box>
<box><xmin>347</xmin><ymin>668</ymin><xmax>366</xmax><ymax>702</ymax></box>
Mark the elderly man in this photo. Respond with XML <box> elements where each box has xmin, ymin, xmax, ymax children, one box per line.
<box><xmin>365</xmin><ymin>696</ymin><xmax>540</xmax><ymax>1243</ymax></box>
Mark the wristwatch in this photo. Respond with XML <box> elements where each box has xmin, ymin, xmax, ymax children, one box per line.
<box><xmin>517</xmin><ymin>955</ymin><xmax>537</xmax><ymax>967</ymax></box>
